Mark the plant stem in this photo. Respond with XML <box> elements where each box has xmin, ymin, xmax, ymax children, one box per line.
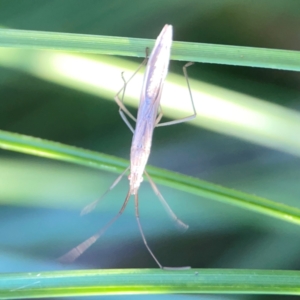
<box><xmin>0</xmin><ymin>28</ymin><xmax>299</xmax><ymax>71</ymax></box>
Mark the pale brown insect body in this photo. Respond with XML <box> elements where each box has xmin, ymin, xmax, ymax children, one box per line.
<box><xmin>59</xmin><ymin>24</ymin><xmax>196</xmax><ymax>269</ymax></box>
<box><xmin>129</xmin><ymin>24</ymin><xmax>172</xmax><ymax>195</ymax></box>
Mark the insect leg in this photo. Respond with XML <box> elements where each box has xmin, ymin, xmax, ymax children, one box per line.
<box><xmin>58</xmin><ymin>190</ymin><xmax>132</xmax><ymax>264</ymax></box>
<box><xmin>155</xmin><ymin>105</ymin><xmax>164</xmax><ymax>126</ymax></box>
<box><xmin>81</xmin><ymin>166</ymin><xmax>130</xmax><ymax>216</ymax></box>
<box><xmin>134</xmin><ymin>193</ymin><xmax>163</xmax><ymax>269</ymax></box>
<box><xmin>155</xmin><ymin>62</ymin><xmax>197</xmax><ymax>127</ymax></box>
<box><xmin>114</xmin><ymin>48</ymin><xmax>150</xmax><ymax>126</ymax></box>
<box><xmin>135</xmin><ymin>193</ymin><xmax>190</xmax><ymax>270</ymax></box>
<box><xmin>144</xmin><ymin>171</ymin><xmax>188</xmax><ymax>231</ymax></box>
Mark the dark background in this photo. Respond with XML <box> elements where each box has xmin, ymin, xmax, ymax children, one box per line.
<box><xmin>1</xmin><ymin>1</ymin><xmax>300</xmax><ymax>299</ymax></box>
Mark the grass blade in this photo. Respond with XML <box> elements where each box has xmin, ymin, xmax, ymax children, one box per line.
<box><xmin>1</xmin><ymin>269</ymin><xmax>300</xmax><ymax>298</ymax></box>
<box><xmin>0</xmin><ymin>28</ymin><xmax>299</xmax><ymax>71</ymax></box>
<box><xmin>0</xmin><ymin>129</ymin><xmax>300</xmax><ymax>226</ymax></box>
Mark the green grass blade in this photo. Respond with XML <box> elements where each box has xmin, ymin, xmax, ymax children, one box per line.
<box><xmin>1</xmin><ymin>48</ymin><xmax>300</xmax><ymax>158</ymax></box>
<box><xmin>1</xmin><ymin>269</ymin><xmax>300</xmax><ymax>298</ymax></box>
<box><xmin>0</xmin><ymin>129</ymin><xmax>300</xmax><ymax>225</ymax></box>
<box><xmin>0</xmin><ymin>28</ymin><xmax>299</xmax><ymax>71</ymax></box>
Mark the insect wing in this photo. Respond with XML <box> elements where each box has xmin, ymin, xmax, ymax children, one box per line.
<box><xmin>141</xmin><ymin>25</ymin><xmax>172</xmax><ymax>106</ymax></box>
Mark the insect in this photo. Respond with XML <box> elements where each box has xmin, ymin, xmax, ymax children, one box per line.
<box><xmin>59</xmin><ymin>24</ymin><xmax>197</xmax><ymax>269</ymax></box>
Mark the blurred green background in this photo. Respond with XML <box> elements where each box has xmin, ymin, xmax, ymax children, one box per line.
<box><xmin>1</xmin><ymin>0</ymin><xmax>300</xmax><ymax>299</ymax></box>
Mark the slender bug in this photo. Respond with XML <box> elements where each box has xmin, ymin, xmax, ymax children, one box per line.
<box><xmin>59</xmin><ymin>24</ymin><xmax>197</xmax><ymax>269</ymax></box>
